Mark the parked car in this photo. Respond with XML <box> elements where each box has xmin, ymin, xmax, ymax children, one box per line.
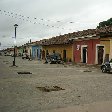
<box><xmin>11</xmin><ymin>54</ymin><xmax>16</xmax><ymax>57</ymax></box>
<box><xmin>22</xmin><ymin>53</ymin><xmax>29</xmax><ymax>59</ymax></box>
<box><xmin>49</xmin><ymin>53</ymin><xmax>62</xmax><ymax>64</ymax></box>
<box><xmin>4</xmin><ymin>53</ymin><xmax>12</xmax><ymax>56</ymax></box>
<box><xmin>101</xmin><ymin>59</ymin><xmax>112</xmax><ymax>73</ymax></box>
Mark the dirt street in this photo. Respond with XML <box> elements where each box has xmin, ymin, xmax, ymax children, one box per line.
<box><xmin>0</xmin><ymin>56</ymin><xmax>112</xmax><ymax>112</ymax></box>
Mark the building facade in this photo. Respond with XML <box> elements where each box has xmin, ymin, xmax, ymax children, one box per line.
<box><xmin>42</xmin><ymin>44</ymin><xmax>73</xmax><ymax>62</ymax></box>
<box><xmin>74</xmin><ymin>37</ymin><xmax>100</xmax><ymax>64</ymax></box>
<box><xmin>42</xmin><ymin>34</ymin><xmax>74</xmax><ymax>62</ymax></box>
<box><xmin>31</xmin><ymin>42</ymin><xmax>42</xmax><ymax>60</ymax></box>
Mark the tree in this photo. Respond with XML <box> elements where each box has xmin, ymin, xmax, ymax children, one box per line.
<box><xmin>97</xmin><ymin>18</ymin><xmax>112</xmax><ymax>28</ymax></box>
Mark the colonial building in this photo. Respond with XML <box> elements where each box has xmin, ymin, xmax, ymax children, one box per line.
<box><xmin>42</xmin><ymin>34</ymin><xmax>74</xmax><ymax>62</ymax></box>
<box><xmin>97</xmin><ymin>26</ymin><xmax>112</xmax><ymax>62</ymax></box>
<box><xmin>73</xmin><ymin>29</ymin><xmax>101</xmax><ymax>64</ymax></box>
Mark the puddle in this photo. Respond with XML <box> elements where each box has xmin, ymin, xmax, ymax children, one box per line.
<box><xmin>17</xmin><ymin>72</ymin><xmax>32</xmax><ymax>74</ymax></box>
<box><xmin>36</xmin><ymin>86</ymin><xmax>65</xmax><ymax>92</ymax></box>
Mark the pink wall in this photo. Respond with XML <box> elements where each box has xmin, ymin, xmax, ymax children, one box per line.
<box><xmin>74</xmin><ymin>39</ymin><xmax>100</xmax><ymax>64</ymax></box>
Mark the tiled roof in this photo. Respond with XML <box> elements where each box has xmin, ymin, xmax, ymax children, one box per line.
<box><xmin>96</xmin><ymin>26</ymin><xmax>112</xmax><ymax>33</ymax></box>
<box><xmin>41</xmin><ymin>29</ymin><xmax>97</xmax><ymax>45</ymax></box>
<box><xmin>72</xmin><ymin>29</ymin><xmax>97</xmax><ymax>37</ymax></box>
<box><xmin>42</xmin><ymin>34</ymin><xmax>72</xmax><ymax>45</ymax></box>
<box><xmin>21</xmin><ymin>26</ymin><xmax>112</xmax><ymax>47</ymax></box>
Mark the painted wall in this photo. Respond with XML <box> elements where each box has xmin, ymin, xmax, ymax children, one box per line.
<box><xmin>26</xmin><ymin>46</ymin><xmax>32</xmax><ymax>57</ymax></box>
<box><xmin>110</xmin><ymin>39</ymin><xmax>112</xmax><ymax>59</ymax></box>
<box><xmin>42</xmin><ymin>44</ymin><xmax>73</xmax><ymax>62</ymax></box>
<box><xmin>32</xmin><ymin>45</ymin><xmax>42</xmax><ymax>60</ymax></box>
<box><xmin>100</xmin><ymin>38</ymin><xmax>112</xmax><ymax>60</ymax></box>
<box><xmin>100</xmin><ymin>38</ymin><xmax>110</xmax><ymax>55</ymax></box>
<box><xmin>74</xmin><ymin>39</ymin><xmax>100</xmax><ymax>64</ymax></box>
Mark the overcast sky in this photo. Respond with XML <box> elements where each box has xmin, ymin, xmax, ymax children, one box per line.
<box><xmin>0</xmin><ymin>0</ymin><xmax>112</xmax><ymax>49</ymax></box>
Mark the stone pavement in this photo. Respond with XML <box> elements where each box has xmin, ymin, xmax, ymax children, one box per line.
<box><xmin>0</xmin><ymin>56</ymin><xmax>112</xmax><ymax>112</ymax></box>
<box><xmin>47</xmin><ymin>101</ymin><xmax>112</xmax><ymax>112</ymax></box>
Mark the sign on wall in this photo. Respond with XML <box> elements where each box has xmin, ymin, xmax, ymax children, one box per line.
<box><xmin>77</xmin><ymin>45</ymin><xmax>80</xmax><ymax>50</ymax></box>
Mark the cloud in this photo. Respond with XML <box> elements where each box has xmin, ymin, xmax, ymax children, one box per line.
<box><xmin>0</xmin><ymin>0</ymin><xmax>112</xmax><ymax>49</ymax></box>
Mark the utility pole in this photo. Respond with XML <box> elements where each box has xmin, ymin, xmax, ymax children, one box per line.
<box><xmin>13</xmin><ymin>24</ymin><xmax>18</xmax><ymax>66</ymax></box>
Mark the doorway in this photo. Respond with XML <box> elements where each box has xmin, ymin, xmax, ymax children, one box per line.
<box><xmin>30</xmin><ymin>49</ymin><xmax>31</xmax><ymax>58</ymax></box>
<box><xmin>63</xmin><ymin>50</ymin><xmax>66</xmax><ymax>61</ymax></box>
<box><xmin>97</xmin><ymin>46</ymin><xmax>104</xmax><ymax>65</ymax></box>
<box><xmin>42</xmin><ymin>50</ymin><xmax>45</xmax><ymax>59</ymax></box>
<box><xmin>37</xmin><ymin>49</ymin><xmax>38</xmax><ymax>59</ymax></box>
<box><xmin>82</xmin><ymin>47</ymin><xmax>87</xmax><ymax>63</ymax></box>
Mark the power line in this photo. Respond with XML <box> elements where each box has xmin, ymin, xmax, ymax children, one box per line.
<box><xmin>0</xmin><ymin>9</ymin><xmax>75</xmax><ymax>31</ymax></box>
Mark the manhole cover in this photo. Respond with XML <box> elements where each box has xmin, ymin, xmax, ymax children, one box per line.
<box><xmin>17</xmin><ymin>72</ymin><xmax>32</xmax><ymax>74</ymax></box>
<box><xmin>36</xmin><ymin>86</ymin><xmax>65</xmax><ymax>92</ymax></box>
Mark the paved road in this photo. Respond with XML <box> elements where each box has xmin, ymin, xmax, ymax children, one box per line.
<box><xmin>0</xmin><ymin>56</ymin><xmax>112</xmax><ymax>112</ymax></box>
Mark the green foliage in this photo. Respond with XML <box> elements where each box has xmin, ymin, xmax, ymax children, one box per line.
<box><xmin>97</xmin><ymin>18</ymin><xmax>112</xmax><ymax>28</ymax></box>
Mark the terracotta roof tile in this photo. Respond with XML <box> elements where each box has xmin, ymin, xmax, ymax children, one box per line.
<box><xmin>38</xmin><ymin>26</ymin><xmax>112</xmax><ymax>46</ymax></box>
<box><xmin>96</xmin><ymin>26</ymin><xmax>112</xmax><ymax>33</ymax></box>
<box><xmin>42</xmin><ymin>35</ymin><xmax>67</xmax><ymax>45</ymax></box>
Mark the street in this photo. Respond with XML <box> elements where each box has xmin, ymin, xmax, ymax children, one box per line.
<box><xmin>0</xmin><ymin>56</ymin><xmax>112</xmax><ymax>112</ymax></box>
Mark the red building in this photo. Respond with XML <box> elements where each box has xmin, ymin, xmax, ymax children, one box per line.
<box><xmin>74</xmin><ymin>37</ymin><xmax>100</xmax><ymax>65</ymax></box>
<box><xmin>71</xmin><ymin>29</ymin><xmax>102</xmax><ymax>65</ymax></box>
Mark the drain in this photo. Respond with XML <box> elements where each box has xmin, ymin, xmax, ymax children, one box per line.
<box><xmin>17</xmin><ymin>72</ymin><xmax>32</xmax><ymax>74</ymax></box>
<box><xmin>36</xmin><ymin>86</ymin><xmax>65</xmax><ymax>92</ymax></box>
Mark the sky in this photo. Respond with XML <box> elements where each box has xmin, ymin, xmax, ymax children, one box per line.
<box><xmin>0</xmin><ymin>0</ymin><xmax>112</xmax><ymax>49</ymax></box>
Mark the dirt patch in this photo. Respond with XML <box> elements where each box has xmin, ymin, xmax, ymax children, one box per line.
<box><xmin>3</xmin><ymin>61</ymin><xmax>9</xmax><ymax>62</ymax></box>
<box><xmin>36</xmin><ymin>86</ymin><xmax>65</xmax><ymax>92</ymax></box>
<box><xmin>17</xmin><ymin>72</ymin><xmax>32</xmax><ymax>74</ymax></box>
<box><xmin>83</xmin><ymin>70</ymin><xmax>92</xmax><ymax>72</ymax></box>
<box><xmin>5</xmin><ymin>63</ymin><xmax>9</xmax><ymax>64</ymax></box>
<box><xmin>3</xmin><ymin>61</ymin><xmax>9</xmax><ymax>64</ymax></box>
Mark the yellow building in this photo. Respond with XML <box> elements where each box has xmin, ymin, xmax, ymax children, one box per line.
<box><xmin>100</xmin><ymin>38</ymin><xmax>110</xmax><ymax>54</ymax></box>
<box><xmin>42</xmin><ymin>44</ymin><xmax>73</xmax><ymax>62</ymax></box>
<box><xmin>100</xmin><ymin>35</ymin><xmax>112</xmax><ymax>61</ymax></box>
<box><xmin>110</xmin><ymin>39</ymin><xmax>112</xmax><ymax>59</ymax></box>
<box><xmin>97</xmin><ymin>26</ymin><xmax>112</xmax><ymax>61</ymax></box>
<box><xmin>100</xmin><ymin>37</ymin><xmax>112</xmax><ymax>60</ymax></box>
<box><xmin>41</xmin><ymin>34</ymin><xmax>74</xmax><ymax>62</ymax></box>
